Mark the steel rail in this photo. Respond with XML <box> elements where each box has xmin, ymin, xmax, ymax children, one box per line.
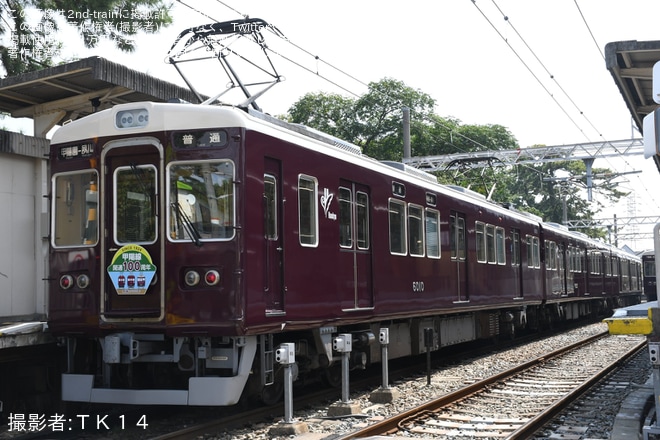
<box><xmin>334</xmin><ymin>330</ymin><xmax>632</xmax><ymax>439</ymax></box>
<box><xmin>507</xmin><ymin>337</ymin><xmax>647</xmax><ymax>439</ymax></box>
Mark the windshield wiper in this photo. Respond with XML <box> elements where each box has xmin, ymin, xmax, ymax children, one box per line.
<box><xmin>171</xmin><ymin>202</ymin><xmax>202</xmax><ymax>247</ymax></box>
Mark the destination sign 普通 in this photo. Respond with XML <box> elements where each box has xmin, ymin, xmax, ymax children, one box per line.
<box><xmin>173</xmin><ymin>130</ymin><xmax>228</xmax><ymax>149</ymax></box>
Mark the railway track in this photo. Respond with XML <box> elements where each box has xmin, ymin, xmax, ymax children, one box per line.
<box><xmin>336</xmin><ymin>331</ymin><xmax>646</xmax><ymax>439</ymax></box>
<box><xmin>3</xmin><ymin>324</ymin><xmax>644</xmax><ymax>440</ymax></box>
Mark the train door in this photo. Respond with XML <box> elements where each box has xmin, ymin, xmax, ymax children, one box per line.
<box><xmin>101</xmin><ymin>139</ymin><xmax>164</xmax><ymax>321</ymax></box>
<box><xmin>263</xmin><ymin>158</ymin><xmax>285</xmax><ymax>314</ymax></box>
<box><xmin>511</xmin><ymin>228</ymin><xmax>523</xmax><ymax>298</ymax></box>
<box><xmin>450</xmin><ymin>211</ymin><xmax>468</xmax><ymax>302</ymax></box>
<box><xmin>339</xmin><ymin>181</ymin><xmax>373</xmax><ymax>310</ymax></box>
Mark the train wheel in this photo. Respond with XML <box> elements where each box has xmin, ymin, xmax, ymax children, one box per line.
<box><xmin>260</xmin><ymin>381</ymin><xmax>284</xmax><ymax>406</ymax></box>
<box><xmin>322</xmin><ymin>365</ymin><xmax>342</xmax><ymax>388</ymax></box>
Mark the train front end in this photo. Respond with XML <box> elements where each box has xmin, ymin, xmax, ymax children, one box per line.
<box><xmin>48</xmin><ymin>101</ymin><xmax>256</xmax><ymax>405</ymax></box>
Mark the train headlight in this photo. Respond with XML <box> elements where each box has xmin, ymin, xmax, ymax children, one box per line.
<box><xmin>76</xmin><ymin>274</ymin><xmax>90</xmax><ymax>289</ymax></box>
<box><xmin>205</xmin><ymin>270</ymin><xmax>220</xmax><ymax>286</ymax></box>
<box><xmin>59</xmin><ymin>275</ymin><xmax>74</xmax><ymax>290</ymax></box>
<box><xmin>184</xmin><ymin>270</ymin><xmax>201</xmax><ymax>287</ymax></box>
<box><xmin>115</xmin><ymin>108</ymin><xmax>149</xmax><ymax>129</ymax></box>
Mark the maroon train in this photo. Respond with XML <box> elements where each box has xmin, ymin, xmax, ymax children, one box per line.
<box><xmin>48</xmin><ymin>101</ymin><xmax>642</xmax><ymax>406</ymax></box>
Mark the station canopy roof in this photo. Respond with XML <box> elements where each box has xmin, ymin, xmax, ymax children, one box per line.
<box><xmin>606</xmin><ymin>40</ymin><xmax>660</xmax><ymax>133</ymax></box>
<box><xmin>0</xmin><ymin>56</ymin><xmax>200</xmax><ymax>135</ymax></box>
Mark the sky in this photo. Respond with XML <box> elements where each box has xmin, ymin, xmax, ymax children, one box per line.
<box><xmin>2</xmin><ymin>0</ymin><xmax>660</xmax><ymax>250</ymax></box>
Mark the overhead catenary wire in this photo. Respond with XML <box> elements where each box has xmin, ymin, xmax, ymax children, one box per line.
<box><xmin>471</xmin><ymin>0</ymin><xmax>589</xmax><ymax>142</ymax></box>
<box><xmin>477</xmin><ymin>0</ymin><xmax>658</xmax><ymax>215</ymax></box>
<box><xmin>573</xmin><ymin>0</ymin><xmax>605</xmax><ymax>61</ymax></box>
<box><xmin>489</xmin><ymin>0</ymin><xmax>604</xmax><ymax>142</ymax></box>
<box><xmin>173</xmin><ymin>0</ymin><xmax>657</xmax><ymax>219</ymax></box>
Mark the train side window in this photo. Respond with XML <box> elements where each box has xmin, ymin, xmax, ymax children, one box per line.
<box><xmin>590</xmin><ymin>251</ymin><xmax>601</xmax><ymax>274</ymax></box>
<box><xmin>527</xmin><ymin>235</ymin><xmax>540</xmax><ymax>269</ymax></box>
<box><xmin>545</xmin><ymin>241</ymin><xmax>557</xmax><ymax>270</ymax></box>
<box><xmin>52</xmin><ymin>170</ymin><xmax>99</xmax><ymax>248</ymax></box>
<box><xmin>476</xmin><ymin>222</ymin><xmax>486</xmax><ymax>263</ymax></box>
<box><xmin>425</xmin><ymin>208</ymin><xmax>440</xmax><ymax>259</ymax></box>
<box><xmin>486</xmin><ymin>224</ymin><xmax>496</xmax><ymax>264</ymax></box>
<box><xmin>356</xmin><ymin>192</ymin><xmax>370</xmax><ymax>250</ymax></box>
<box><xmin>388</xmin><ymin>199</ymin><xmax>407</xmax><ymax>255</ymax></box>
<box><xmin>450</xmin><ymin>213</ymin><xmax>466</xmax><ymax>261</ymax></box>
<box><xmin>298</xmin><ymin>175</ymin><xmax>318</xmax><ymax>247</ymax></box>
<box><xmin>495</xmin><ymin>227</ymin><xmax>505</xmax><ymax>265</ymax></box>
<box><xmin>511</xmin><ymin>229</ymin><xmax>520</xmax><ymax>267</ymax></box>
<box><xmin>339</xmin><ymin>187</ymin><xmax>352</xmax><ymax>248</ymax></box>
<box><xmin>408</xmin><ymin>204</ymin><xmax>424</xmax><ymax>257</ymax></box>
<box><xmin>264</xmin><ymin>174</ymin><xmax>277</xmax><ymax>240</ymax></box>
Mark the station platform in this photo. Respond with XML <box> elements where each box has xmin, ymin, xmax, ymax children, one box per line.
<box><xmin>604</xmin><ymin>301</ymin><xmax>659</xmax><ymax>439</ymax></box>
<box><xmin>604</xmin><ymin>301</ymin><xmax>658</xmax><ymax>335</ymax></box>
<box><xmin>0</xmin><ymin>321</ymin><xmax>53</xmax><ymax>349</ymax></box>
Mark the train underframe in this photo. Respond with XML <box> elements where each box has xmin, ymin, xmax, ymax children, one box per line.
<box><xmin>59</xmin><ymin>295</ymin><xmax>639</xmax><ymax>406</ymax></box>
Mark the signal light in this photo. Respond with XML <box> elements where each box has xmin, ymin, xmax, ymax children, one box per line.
<box><xmin>205</xmin><ymin>270</ymin><xmax>220</xmax><ymax>286</ymax></box>
<box><xmin>59</xmin><ymin>275</ymin><xmax>74</xmax><ymax>290</ymax></box>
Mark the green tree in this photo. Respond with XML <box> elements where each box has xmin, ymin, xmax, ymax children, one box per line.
<box><xmin>287</xmin><ymin>92</ymin><xmax>358</xmax><ymax>142</ymax></box>
<box><xmin>286</xmin><ymin>78</ymin><xmax>629</xmax><ymax>240</ymax></box>
<box><xmin>287</xmin><ymin>78</ymin><xmax>436</xmax><ymax>161</ymax></box>
<box><xmin>0</xmin><ymin>0</ymin><xmax>172</xmax><ymax>76</ymax></box>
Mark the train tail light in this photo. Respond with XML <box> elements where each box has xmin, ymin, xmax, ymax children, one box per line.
<box><xmin>184</xmin><ymin>270</ymin><xmax>201</xmax><ymax>287</ymax></box>
<box><xmin>184</xmin><ymin>269</ymin><xmax>221</xmax><ymax>287</ymax></box>
<box><xmin>60</xmin><ymin>275</ymin><xmax>74</xmax><ymax>289</ymax></box>
<box><xmin>205</xmin><ymin>270</ymin><xmax>220</xmax><ymax>286</ymax></box>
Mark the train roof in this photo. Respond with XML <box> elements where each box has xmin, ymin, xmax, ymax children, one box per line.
<box><xmin>49</xmin><ymin>101</ymin><xmax>640</xmax><ymax>259</ymax></box>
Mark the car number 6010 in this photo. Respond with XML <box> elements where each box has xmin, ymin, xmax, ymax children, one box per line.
<box><xmin>412</xmin><ymin>281</ymin><xmax>425</xmax><ymax>292</ymax></box>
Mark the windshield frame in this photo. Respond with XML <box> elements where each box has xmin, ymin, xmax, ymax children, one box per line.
<box><xmin>166</xmin><ymin>159</ymin><xmax>236</xmax><ymax>243</ymax></box>
<box><xmin>51</xmin><ymin>169</ymin><xmax>99</xmax><ymax>249</ymax></box>
<box><xmin>113</xmin><ymin>164</ymin><xmax>158</xmax><ymax>246</ymax></box>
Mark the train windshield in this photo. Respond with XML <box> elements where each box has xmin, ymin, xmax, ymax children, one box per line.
<box><xmin>168</xmin><ymin>160</ymin><xmax>235</xmax><ymax>241</ymax></box>
<box><xmin>114</xmin><ymin>164</ymin><xmax>157</xmax><ymax>244</ymax></box>
<box><xmin>52</xmin><ymin>170</ymin><xmax>99</xmax><ymax>247</ymax></box>
<box><xmin>645</xmin><ymin>259</ymin><xmax>656</xmax><ymax>277</ymax></box>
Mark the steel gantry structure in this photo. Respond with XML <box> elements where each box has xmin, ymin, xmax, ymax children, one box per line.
<box><xmin>402</xmin><ymin>138</ymin><xmax>643</xmax><ymax>170</ymax></box>
<box><xmin>403</xmin><ymin>138</ymin><xmax>643</xmax><ymax>202</ymax></box>
<box><xmin>401</xmin><ymin>138</ymin><xmax>648</xmax><ymax>244</ymax></box>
